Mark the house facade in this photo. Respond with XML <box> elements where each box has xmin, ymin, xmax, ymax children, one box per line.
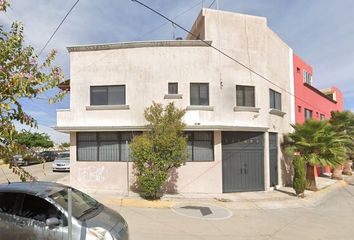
<box><xmin>292</xmin><ymin>54</ymin><xmax>343</xmax><ymax>175</ymax></box>
<box><xmin>56</xmin><ymin>9</ymin><xmax>326</xmax><ymax>194</ymax></box>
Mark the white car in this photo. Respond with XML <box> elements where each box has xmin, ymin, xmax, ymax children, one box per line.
<box><xmin>52</xmin><ymin>152</ymin><xmax>70</xmax><ymax>172</ymax></box>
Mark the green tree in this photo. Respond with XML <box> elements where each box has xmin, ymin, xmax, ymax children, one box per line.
<box><xmin>329</xmin><ymin>111</ymin><xmax>354</xmax><ymax>177</ymax></box>
<box><xmin>59</xmin><ymin>142</ymin><xmax>70</xmax><ymax>150</ymax></box>
<box><xmin>14</xmin><ymin>130</ymin><xmax>54</xmax><ymax>150</ymax></box>
<box><xmin>0</xmin><ymin>1</ymin><xmax>66</xmax><ymax>180</ymax></box>
<box><xmin>130</xmin><ymin>102</ymin><xmax>187</xmax><ymax>199</ymax></box>
<box><xmin>286</xmin><ymin>119</ymin><xmax>348</xmax><ymax>192</ymax></box>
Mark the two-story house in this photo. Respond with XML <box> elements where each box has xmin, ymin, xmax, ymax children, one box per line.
<box><xmin>56</xmin><ymin>9</ymin><xmax>298</xmax><ymax>194</ymax></box>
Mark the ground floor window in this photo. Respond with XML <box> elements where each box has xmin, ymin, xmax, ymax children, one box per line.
<box><xmin>77</xmin><ymin>132</ymin><xmax>136</xmax><ymax>161</ymax></box>
<box><xmin>185</xmin><ymin>131</ymin><xmax>214</xmax><ymax>161</ymax></box>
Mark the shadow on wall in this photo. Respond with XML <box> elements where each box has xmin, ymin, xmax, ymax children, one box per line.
<box><xmin>281</xmin><ymin>146</ymin><xmax>294</xmax><ymax>187</ymax></box>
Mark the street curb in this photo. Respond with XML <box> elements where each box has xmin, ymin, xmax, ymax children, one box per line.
<box><xmin>96</xmin><ymin>179</ymin><xmax>351</xmax><ymax>210</ymax></box>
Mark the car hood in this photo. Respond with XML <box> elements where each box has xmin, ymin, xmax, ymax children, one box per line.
<box><xmin>53</xmin><ymin>159</ymin><xmax>70</xmax><ymax>164</ymax></box>
<box><xmin>84</xmin><ymin>206</ymin><xmax>127</xmax><ymax>234</ymax></box>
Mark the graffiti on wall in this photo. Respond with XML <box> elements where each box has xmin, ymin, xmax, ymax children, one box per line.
<box><xmin>77</xmin><ymin>166</ymin><xmax>106</xmax><ymax>185</ymax></box>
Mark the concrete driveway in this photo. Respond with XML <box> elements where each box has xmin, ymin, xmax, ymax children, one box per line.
<box><xmin>109</xmin><ymin>180</ymin><xmax>354</xmax><ymax>240</ymax></box>
<box><xmin>0</xmin><ymin>162</ymin><xmax>68</xmax><ymax>183</ymax></box>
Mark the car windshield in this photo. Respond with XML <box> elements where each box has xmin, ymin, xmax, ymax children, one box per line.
<box><xmin>57</xmin><ymin>153</ymin><xmax>70</xmax><ymax>159</ymax></box>
<box><xmin>49</xmin><ymin>188</ymin><xmax>100</xmax><ymax>219</ymax></box>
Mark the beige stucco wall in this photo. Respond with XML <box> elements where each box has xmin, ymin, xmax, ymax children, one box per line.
<box><xmin>59</xmin><ymin>9</ymin><xmax>293</xmax><ymax>194</ymax></box>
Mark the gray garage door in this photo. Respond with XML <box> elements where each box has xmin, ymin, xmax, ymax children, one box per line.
<box><xmin>222</xmin><ymin>132</ymin><xmax>264</xmax><ymax>193</ymax></box>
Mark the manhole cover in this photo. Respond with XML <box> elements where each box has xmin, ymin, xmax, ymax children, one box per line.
<box><xmin>171</xmin><ymin>203</ymin><xmax>232</xmax><ymax>220</ymax></box>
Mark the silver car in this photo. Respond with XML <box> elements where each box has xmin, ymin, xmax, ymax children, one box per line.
<box><xmin>52</xmin><ymin>152</ymin><xmax>70</xmax><ymax>172</ymax></box>
<box><xmin>0</xmin><ymin>182</ymin><xmax>129</xmax><ymax>240</ymax></box>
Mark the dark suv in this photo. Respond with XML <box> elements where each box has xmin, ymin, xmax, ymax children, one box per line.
<box><xmin>39</xmin><ymin>151</ymin><xmax>58</xmax><ymax>162</ymax></box>
<box><xmin>0</xmin><ymin>182</ymin><xmax>129</xmax><ymax>240</ymax></box>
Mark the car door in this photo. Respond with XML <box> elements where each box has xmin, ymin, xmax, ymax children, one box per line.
<box><xmin>13</xmin><ymin>193</ymin><xmax>65</xmax><ymax>240</ymax></box>
<box><xmin>0</xmin><ymin>192</ymin><xmax>21</xmax><ymax>240</ymax></box>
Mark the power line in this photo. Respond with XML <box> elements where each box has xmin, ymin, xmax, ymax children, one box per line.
<box><xmin>38</xmin><ymin>0</ymin><xmax>80</xmax><ymax>56</ymax></box>
<box><xmin>208</xmin><ymin>0</ymin><xmax>217</xmax><ymax>8</ymax></box>
<box><xmin>134</xmin><ymin>0</ymin><xmax>204</xmax><ymax>41</ymax></box>
<box><xmin>131</xmin><ymin>0</ymin><xmax>336</xmax><ymax>115</ymax></box>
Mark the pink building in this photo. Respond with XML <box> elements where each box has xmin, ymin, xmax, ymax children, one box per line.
<box><xmin>293</xmin><ymin>54</ymin><xmax>343</xmax><ymax>175</ymax></box>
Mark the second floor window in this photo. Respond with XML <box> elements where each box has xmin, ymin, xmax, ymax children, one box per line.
<box><xmin>168</xmin><ymin>83</ymin><xmax>178</xmax><ymax>94</ymax></box>
<box><xmin>90</xmin><ymin>85</ymin><xmax>125</xmax><ymax>105</ymax></box>
<box><xmin>269</xmin><ymin>89</ymin><xmax>281</xmax><ymax>111</ymax></box>
<box><xmin>236</xmin><ymin>85</ymin><xmax>255</xmax><ymax>107</ymax></box>
<box><xmin>304</xmin><ymin>108</ymin><xmax>313</xmax><ymax>120</ymax></box>
<box><xmin>190</xmin><ymin>83</ymin><xmax>209</xmax><ymax>105</ymax></box>
<box><xmin>303</xmin><ymin>70</ymin><xmax>312</xmax><ymax>85</ymax></box>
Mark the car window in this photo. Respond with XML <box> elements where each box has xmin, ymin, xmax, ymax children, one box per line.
<box><xmin>50</xmin><ymin>188</ymin><xmax>100</xmax><ymax>219</ymax></box>
<box><xmin>19</xmin><ymin>194</ymin><xmax>64</xmax><ymax>223</ymax></box>
<box><xmin>57</xmin><ymin>153</ymin><xmax>70</xmax><ymax>158</ymax></box>
<box><xmin>0</xmin><ymin>192</ymin><xmax>17</xmax><ymax>214</ymax></box>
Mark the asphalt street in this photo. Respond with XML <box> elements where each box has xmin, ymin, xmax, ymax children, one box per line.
<box><xmin>110</xmin><ymin>179</ymin><xmax>354</xmax><ymax>240</ymax></box>
<box><xmin>0</xmin><ymin>162</ymin><xmax>68</xmax><ymax>184</ymax></box>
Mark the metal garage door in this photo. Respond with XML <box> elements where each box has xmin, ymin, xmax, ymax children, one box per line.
<box><xmin>222</xmin><ymin>132</ymin><xmax>264</xmax><ymax>193</ymax></box>
<box><xmin>269</xmin><ymin>133</ymin><xmax>278</xmax><ymax>187</ymax></box>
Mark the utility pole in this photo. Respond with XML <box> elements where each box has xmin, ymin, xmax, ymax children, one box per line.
<box><xmin>68</xmin><ymin>188</ymin><xmax>72</xmax><ymax>240</ymax></box>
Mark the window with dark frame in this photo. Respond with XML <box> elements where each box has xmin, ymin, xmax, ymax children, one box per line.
<box><xmin>236</xmin><ymin>85</ymin><xmax>255</xmax><ymax>107</ymax></box>
<box><xmin>320</xmin><ymin>114</ymin><xmax>325</xmax><ymax>120</ymax></box>
<box><xmin>77</xmin><ymin>132</ymin><xmax>137</xmax><ymax>161</ymax></box>
<box><xmin>304</xmin><ymin>108</ymin><xmax>313</xmax><ymax>120</ymax></box>
<box><xmin>298</xmin><ymin>106</ymin><xmax>302</xmax><ymax>112</ymax></box>
<box><xmin>185</xmin><ymin>131</ymin><xmax>214</xmax><ymax>161</ymax></box>
<box><xmin>90</xmin><ymin>85</ymin><xmax>126</xmax><ymax>106</ymax></box>
<box><xmin>190</xmin><ymin>83</ymin><xmax>209</xmax><ymax>106</ymax></box>
<box><xmin>168</xmin><ymin>82</ymin><xmax>178</xmax><ymax>94</ymax></box>
<box><xmin>269</xmin><ymin>89</ymin><xmax>282</xmax><ymax>111</ymax></box>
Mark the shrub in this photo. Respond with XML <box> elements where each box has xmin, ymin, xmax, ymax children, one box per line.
<box><xmin>293</xmin><ymin>156</ymin><xmax>306</xmax><ymax>197</ymax></box>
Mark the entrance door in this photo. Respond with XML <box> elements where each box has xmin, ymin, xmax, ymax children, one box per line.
<box><xmin>269</xmin><ymin>133</ymin><xmax>278</xmax><ymax>187</ymax></box>
<box><xmin>222</xmin><ymin>132</ymin><xmax>264</xmax><ymax>192</ymax></box>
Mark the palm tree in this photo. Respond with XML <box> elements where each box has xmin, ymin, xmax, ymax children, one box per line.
<box><xmin>286</xmin><ymin>119</ymin><xmax>348</xmax><ymax>191</ymax></box>
<box><xmin>329</xmin><ymin>111</ymin><xmax>354</xmax><ymax>178</ymax></box>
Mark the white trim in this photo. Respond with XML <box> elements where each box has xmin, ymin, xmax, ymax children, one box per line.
<box><xmin>289</xmin><ymin>48</ymin><xmax>295</xmax><ymax>125</ymax></box>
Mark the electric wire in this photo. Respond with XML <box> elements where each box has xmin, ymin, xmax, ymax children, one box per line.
<box><xmin>131</xmin><ymin>0</ymin><xmax>337</xmax><ymax>115</ymax></box>
<box><xmin>38</xmin><ymin>0</ymin><xmax>80</xmax><ymax>56</ymax></box>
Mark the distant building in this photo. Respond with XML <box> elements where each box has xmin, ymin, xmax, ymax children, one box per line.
<box><xmin>56</xmin><ymin>8</ymin><xmax>342</xmax><ymax>194</ymax></box>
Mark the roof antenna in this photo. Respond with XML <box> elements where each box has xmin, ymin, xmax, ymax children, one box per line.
<box><xmin>1</xmin><ymin>167</ymin><xmax>11</xmax><ymax>184</ymax></box>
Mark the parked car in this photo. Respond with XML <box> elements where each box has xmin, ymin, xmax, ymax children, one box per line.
<box><xmin>39</xmin><ymin>151</ymin><xmax>58</xmax><ymax>162</ymax></box>
<box><xmin>52</xmin><ymin>152</ymin><xmax>70</xmax><ymax>172</ymax></box>
<box><xmin>0</xmin><ymin>181</ymin><xmax>129</xmax><ymax>240</ymax></box>
<box><xmin>12</xmin><ymin>153</ymin><xmax>42</xmax><ymax>166</ymax></box>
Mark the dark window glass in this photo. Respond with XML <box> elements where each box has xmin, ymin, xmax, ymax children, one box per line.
<box><xmin>50</xmin><ymin>188</ymin><xmax>99</xmax><ymax>220</ymax></box>
<box><xmin>269</xmin><ymin>89</ymin><xmax>281</xmax><ymax>111</ymax></box>
<box><xmin>304</xmin><ymin>109</ymin><xmax>313</xmax><ymax>120</ymax></box>
<box><xmin>236</xmin><ymin>85</ymin><xmax>255</xmax><ymax>107</ymax></box>
<box><xmin>298</xmin><ymin>106</ymin><xmax>301</xmax><ymax>112</ymax></box>
<box><xmin>0</xmin><ymin>192</ymin><xmax>17</xmax><ymax>214</ymax></box>
<box><xmin>90</xmin><ymin>85</ymin><xmax>125</xmax><ymax>105</ymax></box>
<box><xmin>19</xmin><ymin>194</ymin><xmax>63</xmax><ymax>223</ymax></box>
<box><xmin>77</xmin><ymin>132</ymin><xmax>136</xmax><ymax>161</ymax></box>
<box><xmin>190</xmin><ymin>83</ymin><xmax>209</xmax><ymax>106</ymax></box>
<box><xmin>168</xmin><ymin>83</ymin><xmax>178</xmax><ymax>94</ymax></box>
<box><xmin>186</xmin><ymin>131</ymin><xmax>213</xmax><ymax>161</ymax></box>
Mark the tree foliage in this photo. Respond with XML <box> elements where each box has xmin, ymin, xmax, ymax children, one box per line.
<box><xmin>0</xmin><ymin>1</ymin><xmax>65</xmax><ymax>180</ymax></box>
<box><xmin>14</xmin><ymin>130</ymin><xmax>54</xmax><ymax>149</ymax></box>
<box><xmin>130</xmin><ymin>102</ymin><xmax>187</xmax><ymax>199</ymax></box>
<box><xmin>285</xmin><ymin>119</ymin><xmax>350</xmax><ymax>194</ymax></box>
<box><xmin>292</xmin><ymin>156</ymin><xmax>306</xmax><ymax>197</ymax></box>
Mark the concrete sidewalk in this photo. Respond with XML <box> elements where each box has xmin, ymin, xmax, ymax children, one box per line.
<box><xmin>56</xmin><ymin>174</ymin><xmax>354</xmax><ymax>210</ymax></box>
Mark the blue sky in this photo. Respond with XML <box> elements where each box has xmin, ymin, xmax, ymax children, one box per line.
<box><xmin>1</xmin><ymin>0</ymin><xmax>353</xmax><ymax>143</ymax></box>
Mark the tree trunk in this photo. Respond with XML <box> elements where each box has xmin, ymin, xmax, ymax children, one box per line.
<box><xmin>306</xmin><ymin>164</ymin><xmax>318</xmax><ymax>191</ymax></box>
<box><xmin>331</xmin><ymin>165</ymin><xmax>343</xmax><ymax>180</ymax></box>
<box><xmin>342</xmin><ymin>160</ymin><xmax>353</xmax><ymax>175</ymax></box>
